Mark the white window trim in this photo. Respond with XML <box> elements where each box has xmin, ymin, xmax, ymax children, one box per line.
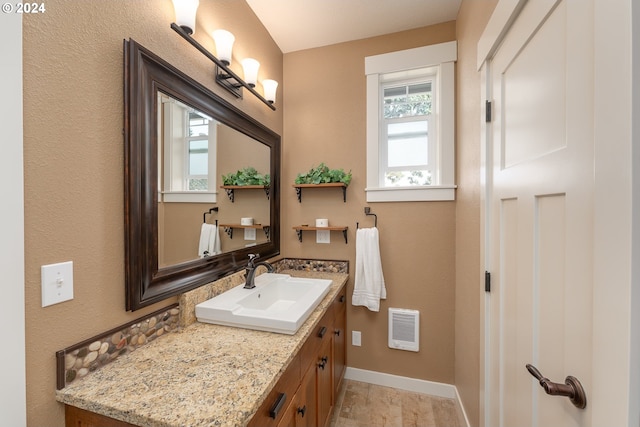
<box><xmin>160</xmin><ymin>96</ymin><xmax>218</xmax><ymax>203</ymax></box>
<box><xmin>365</xmin><ymin>41</ymin><xmax>457</xmax><ymax>202</ymax></box>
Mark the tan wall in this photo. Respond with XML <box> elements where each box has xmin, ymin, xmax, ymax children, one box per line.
<box><xmin>455</xmin><ymin>1</ymin><xmax>498</xmax><ymax>425</ymax></box>
<box><xmin>282</xmin><ymin>22</ymin><xmax>458</xmax><ymax>384</ymax></box>
<box><xmin>22</xmin><ymin>1</ymin><xmax>282</xmax><ymax>425</ymax></box>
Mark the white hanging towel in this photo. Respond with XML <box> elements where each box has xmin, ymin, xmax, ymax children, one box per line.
<box><xmin>198</xmin><ymin>223</ymin><xmax>213</xmax><ymax>258</ymax></box>
<box><xmin>352</xmin><ymin>227</ymin><xmax>386</xmax><ymax>312</ymax></box>
<box><xmin>207</xmin><ymin>225</ymin><xmax>222</xmax><ymax>256</ymax></box>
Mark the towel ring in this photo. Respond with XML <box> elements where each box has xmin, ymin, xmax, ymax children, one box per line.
<box><xmin>203</xmin><ymin>207</ymin><xmax>219</xmax><ymax>224</ymax></box>
<box><xmin>357</xmin><ymin>207</ymin><xmax>377</xmax><ymax>228</ymax></box>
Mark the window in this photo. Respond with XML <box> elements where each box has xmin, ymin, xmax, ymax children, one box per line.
<box><xmin>382</xmin><ymin>77</ymin><xmax>434</xmax><ymax>187</ymax></box>
<box><xmin>186</xmin><ymin>112</ymin><xmax>210</xmax><ymax>191</ymax></box>
<box><xmin>365</xmin><ymin>41</ymin><xmax>457</xmax><ymax>202</ymax></box>
<box><xmin>159</xmin><ymin>94</ymin><xmax>218</xmax><ymax>203</ymax></box>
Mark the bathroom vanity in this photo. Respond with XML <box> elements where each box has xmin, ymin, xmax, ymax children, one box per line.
<box><xmin>57</xmin><ymin>272</ymin><xmax>347</xmax><ymax>427</ymax></box>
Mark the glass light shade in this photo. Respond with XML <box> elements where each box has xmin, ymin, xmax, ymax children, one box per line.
<box><xmin>212</xmin><ymin>29</ymin><xmax>235</xmax><ymax>65</ymax></box>
<box><xmin>262</xmin><ymin>79</ymin><xmax>278</xmax><ymax>104</ymax></box>
<box><xmin>241</xmin><ymin>58</ymin><xmax>260</xmax><ymax>87</ymax></box>
<box><xmin>172</xmin><ymin>0</ymin><xmax>199</xmax><ymax>35</ymax></box>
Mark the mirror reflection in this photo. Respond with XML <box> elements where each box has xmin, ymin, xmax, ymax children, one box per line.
<box><xmin>157</xmin><ymin>93</ymin><xmax>271</xmax><ymax>268</ymax></box>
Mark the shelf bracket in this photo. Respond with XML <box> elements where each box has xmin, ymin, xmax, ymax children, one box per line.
<box><xmin>224</xmin><ymin>188</ymin><xmax>235</xmax><ymax>203</ymax></box>
<box><xmin>296</xmin><ymin>229</ymin><xmax>303</xmax><ymax>242</ymax></box>
<box><xmin>223</xmin><ymin>227</ymin><xmax>233</xmax><ymax>239</ymax></box>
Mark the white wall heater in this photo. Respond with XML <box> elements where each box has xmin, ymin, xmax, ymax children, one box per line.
<box><xmin>388</xmin><ymin>308</ymin><xmax>419</xmax><ymax>352</ymax></box>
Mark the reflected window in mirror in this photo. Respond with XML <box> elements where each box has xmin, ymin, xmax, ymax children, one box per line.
<box><xmin>159</xmin><ymin>93</ymin><xmax>218</xmax><ymax>203</ymax></box>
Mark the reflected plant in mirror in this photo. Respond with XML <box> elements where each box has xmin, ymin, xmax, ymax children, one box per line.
<box><xmin>124</xmin><ymin>39</ymin><xmax>280</xmax><ymax>310</ymax></box>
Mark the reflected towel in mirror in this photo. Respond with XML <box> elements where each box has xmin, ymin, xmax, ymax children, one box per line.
<box><xmin>352</xmin><ymin>227</ymin><xmax>386</xmax><ymax>312</ymax></box>
<box><xmin>208</xmin><ymin>225</ymin><xmax>221</xmax><ymax>256</ymax></box>
<box><xmin>198</xmin><ymin>223</ymin><xmax>213</xmax><ymax>258</ymax></box>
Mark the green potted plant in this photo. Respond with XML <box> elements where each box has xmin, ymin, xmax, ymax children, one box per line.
<box><xmin>295</xmin><ymin>163</ymin><xmax>352</xmax><ymax>186</ymax></box>
<box><xmin>222</xmin><ymin>167</ymin><xmax>270</xmax><ymax>186</ymax></box>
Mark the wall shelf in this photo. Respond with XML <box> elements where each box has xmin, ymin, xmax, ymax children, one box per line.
<box><xmin>292</xmin><ymin>183</ymin><xmax>347</xmax><ymax>203</ymax></box>
<box><xmin>219</xmin><ymin>223</ymin><xmax>270</xmax><ymax>239</ymax></box>
<box><xmin>220</xmin><ymin>185</ymin><xmax>270</xmax><ymax>202</ymax></box>
<box><xmin>293</xmin><ymin>226</ymin><xmax>348</xmax><ymax>244</ymax></box>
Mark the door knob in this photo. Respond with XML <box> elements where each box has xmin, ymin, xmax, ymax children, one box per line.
<box><xmin>526</xmin><ymin>364</ymin><xmax>587</xmax><ymax>409</ymax></box>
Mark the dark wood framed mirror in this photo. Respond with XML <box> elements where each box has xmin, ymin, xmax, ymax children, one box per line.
<box><xmin>124</xmin><ymin>39</ymin><xmax>280</xmax><ymax>311</ymax></box>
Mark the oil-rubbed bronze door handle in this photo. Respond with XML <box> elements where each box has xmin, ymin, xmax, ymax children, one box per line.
<box><xmin>526</xmin><ymin>364</ymin><xmax>587</xmax><ymax>409</ymax></box>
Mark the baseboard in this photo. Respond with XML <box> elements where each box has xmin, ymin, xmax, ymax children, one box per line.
<box><xmin>343</xmin><ymin>367</ymin><xmax>470</xmax><ymax>427</ymax></box>
<box><xmin>454</xmin><ymin>384</ymin><xmax>471</xmax><ymax>427</ymax></box>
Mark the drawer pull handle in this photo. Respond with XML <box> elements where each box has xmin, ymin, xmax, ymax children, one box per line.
<box><xmin>334</xmin><ymin>329</ymin><xmax>341</xmax><ymax>336</ymax></box>
<box><xmin>269</xmin><ymin>392</ymin><xmax>286</xmax><ymax>419</ymax></box>
<box><xmin>318</xmin><ymin>326</ymin><xmax>327</xmax><ymax>338</ymax></box>
<box><xmin>297</xmin><ymin>405</ymin><xmax>307</xmax><ymax>417</ymax></box>
<box><xmin>339</xmin><ymin>295</ymin><xmax>345</xmax><ymax>303</ymax></box>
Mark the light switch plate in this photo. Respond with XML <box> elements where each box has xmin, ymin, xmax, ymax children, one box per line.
<box><xmin>316</xmin><ymin>230</ymin><xmax>330</xmax><ymax>244</ymax></box>
<box><xmin>41</xmin><ymin>261</ymin><xmax>74</xmax><ymax>307</ymax></box>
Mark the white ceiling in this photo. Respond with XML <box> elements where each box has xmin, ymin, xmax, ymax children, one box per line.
<box><xmin>245</xmin><ymin>0</ymin><xmax>462</xmax><ymax>53</ymax></box>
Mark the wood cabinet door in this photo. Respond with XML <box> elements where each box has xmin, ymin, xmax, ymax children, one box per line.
<box><xmin>333</xmin><ymin>309</ymin><xmax>346</xmax><ymax>398</ymax></box>
<box><xmin>297</xmin><ymin>362</ymin><xmax>317</xmax><ymax>427</ymax></box>
<box><xmin>276</xmin><ymin>398</ymin><xmax>297</xmax><ymax>427</ymax></box>
<box><xmin>316</xmin><ymin>337</ymin><xmax>333</xmax><ymax>427</ymax></box>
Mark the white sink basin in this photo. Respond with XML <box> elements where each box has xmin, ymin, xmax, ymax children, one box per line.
<box><xmin>195</xmin><ymin>273</ymin><xmax>332</xmax><ymax>334</ymax></box>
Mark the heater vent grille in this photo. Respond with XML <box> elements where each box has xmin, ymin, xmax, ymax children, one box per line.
<box><xmin>388</xmin><ymin>308</ymin><xmax>419</xmax><ymax>352</ymax></box>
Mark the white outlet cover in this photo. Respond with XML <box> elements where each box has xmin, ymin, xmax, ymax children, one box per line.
<box><xmin>41</xmin><ymin>261</ymin><xmax>74</xmax><ymax>307</ymax></box>
<box><xmin>352</xmin><ymin>330</ymin><xmax>362</xmax><ymax>346</ymax></box>
<box><xmin>244</xmin><ymin>228</ymin><xmax>257</xmax><ymax>240</ymax></box>
<box><xmin>316</xmin><ymin>230</ymin><xmax>330</xmax><ymax>244</ymax></box>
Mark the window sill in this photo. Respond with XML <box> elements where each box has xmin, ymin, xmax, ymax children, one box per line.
<box><xmin>161</xmin><ymin>192</ymin><xmax>217</xmax><ymax>203</ymax></box>
<box><xmin>365</xmin><ymin>185</ymin><xmax>456</xmax><ymax>202</ymax></box>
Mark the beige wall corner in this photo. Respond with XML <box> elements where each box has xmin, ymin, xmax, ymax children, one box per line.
<box><xmin>454</xmin><ymin>1</ymin><xmax>498</xmax><ymax>426</ymax></box>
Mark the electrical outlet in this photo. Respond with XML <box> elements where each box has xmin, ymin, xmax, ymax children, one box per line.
<box><xmin>41</xmin><ymin>261</ymin><xmax>74</xmax><ymax>307</ymax></box>
<box><xmin>244</xmin><ymin>228</ymin><xmax>256</xmax><ymax>240</ymax></box>
<box><xmin>316</xmin><ymin>230</ymin><xmax>330</xmax><ymax>244</ymax></box>
<box><xmin>352</xmin><ymin>330</ymin><xmax>362</xmax><ymax>346</ymax></box>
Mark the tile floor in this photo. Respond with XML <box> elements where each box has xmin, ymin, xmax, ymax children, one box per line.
<box><xmin>330</xmin><ymin>379</ymin><xmax>465</xmax><ymax>427</ymax></box>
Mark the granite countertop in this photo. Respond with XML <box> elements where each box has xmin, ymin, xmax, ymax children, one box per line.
<box><xmin>55</xmin><ymin>271</ymin><xmax>348</xmax><ymax>427</ymax></box>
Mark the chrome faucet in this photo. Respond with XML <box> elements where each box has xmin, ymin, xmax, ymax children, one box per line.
<box><xmin>244</xmin><ymin>254</ymin><xmax>274</xmax><ymax>289</ymax></box>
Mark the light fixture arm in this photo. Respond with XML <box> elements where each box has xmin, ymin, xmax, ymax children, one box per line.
<box><xmin>170</xmin><ymin>23</ymin><xmax>276</xmax><ymax>110</ymax></box>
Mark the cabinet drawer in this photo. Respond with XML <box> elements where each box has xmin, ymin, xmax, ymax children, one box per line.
<box><xmin>247</xmin><ymin>355</ymin><xmax>301</xmax><ymax>427</ymax></box>
<box><xmin>332</xmin><ymin>285</ymin><xmax>347</xmax><ymax>318</ymax></box>
<box><xmin>65</xmin><ymin>405</ymin><xmax>136</xmax><ymax>427</ymax></box>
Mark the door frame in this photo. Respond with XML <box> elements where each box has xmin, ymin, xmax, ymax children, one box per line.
<box><xmin>477</xmin><ymin>0</ymin><xmax>639</xmax><ymax>426</ymax></box>
<box><xmin>0</xmin><ymin>12</ymin><xmax>26</xmax><ymax>426</ymax></box>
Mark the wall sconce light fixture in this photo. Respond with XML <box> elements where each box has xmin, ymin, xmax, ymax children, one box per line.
<box><xmin>170</xmin><ymin>3</ymin><xmax>277</xmax><ymax>110</ymax></box>
<box><xmin>262</xmin><ymin>79</ymin><xmax>278</xmax><ymax>104</ymax></box>
<box><xmin>212</xmin><ymin>29</ymin><xmax>235</xmax><ymax>65</ymax></box>
<box><xmin>172</xmin><ymin>0</ymin><xmax>199</xmax><ymax>35</ymax></box>
<box><xmin>241</xmin><ymin>58</ymin><xmax>260</xmax><ymax>87</ymax></box>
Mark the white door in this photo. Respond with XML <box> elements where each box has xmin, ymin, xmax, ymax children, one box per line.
<box><xmin>480</xmin><ymin>0</ymin><xmax>631</xmax><ymax>425</ymax></box>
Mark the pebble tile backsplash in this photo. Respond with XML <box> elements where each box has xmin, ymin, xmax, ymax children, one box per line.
<box><xmin>56</xmin><ymin>258</ymin><xmax>349</xmax><ymax>390</ymax></box>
